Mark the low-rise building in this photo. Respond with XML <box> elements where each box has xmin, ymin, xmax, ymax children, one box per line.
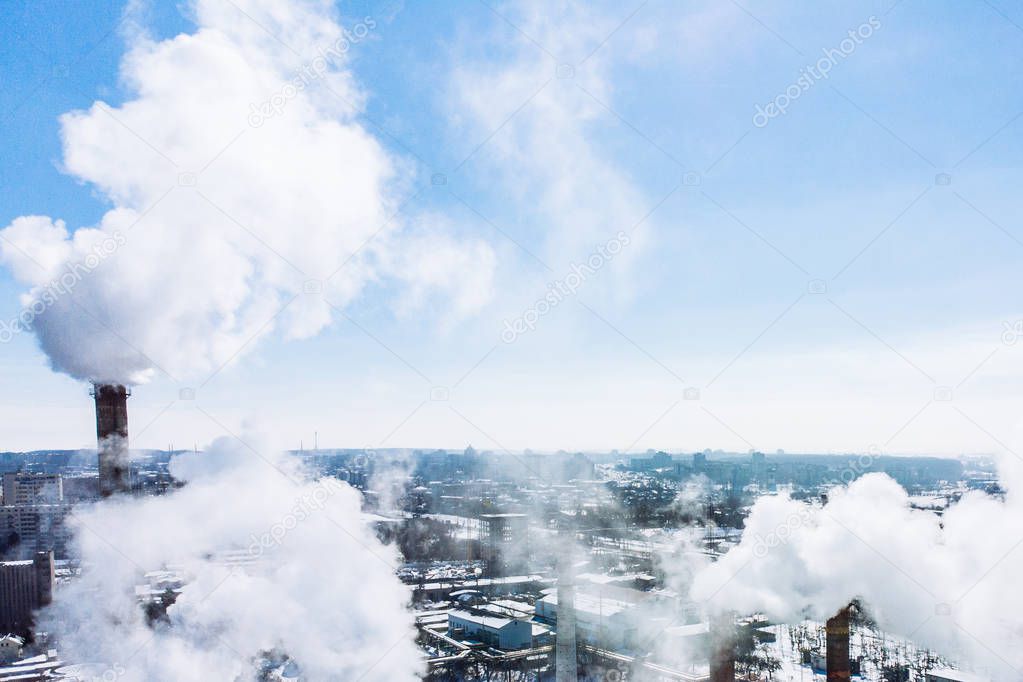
<box><xmin>535</xmin><ymin>590</ymin><xmax>636</xmax><ymax>649</ymax></box>
<box><xmin>447</xmin><ymin>609</ymin><xmax>533</xmax><ymax>650</ymax></box>
<box><xmin>0</xmin><ymin>649</ymin><xmax>63</xmax><ymax>681</ymax></box>
<box><xmin>927</xmin><ymin>669</ymin><xmax>990</xmax><ymax>682</ymax></box>
<box><xmin>0</xmin><ymin>635</ymin><xmax>23</xmax><ymax>664</ymax></box>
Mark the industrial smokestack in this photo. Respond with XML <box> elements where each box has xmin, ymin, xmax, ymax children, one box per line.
<box><xmin>555</xmin><ymin>523</ymin><xmax>577</xmax><ymax>682</ymax></box>
<box><xmin>709</xmin><ymin>613</ymin><xmax>735</xmax><ymax>682</ymax></box>
<box><xmin>826</xmin><ymin>606</ymin><xmax>851</xmax><ymax>682</ymax></box>
<box><xmin>93</xmin><ymin>383</ymin><xmax>130</xmax><ymax>496</ymax></box>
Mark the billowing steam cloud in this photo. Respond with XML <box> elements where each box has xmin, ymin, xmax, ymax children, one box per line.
<box><xmin>42</xmin><ymin>433</ymin><xmax>422</xmax><ymax>681</ymax></box>
<box><xmin>0</xmin><ymin>0</ymin><xmax>493</xmax><ymax>384</ymax></box>
<box><xmin>688</xmin><ymin>459</ymin><xmax>1023</xmax><ymax>677</ymax></box>
<box><xmin>0</xmin><ymin>1</ymin><xmax>481</xmax><ymax>678</ymax></box>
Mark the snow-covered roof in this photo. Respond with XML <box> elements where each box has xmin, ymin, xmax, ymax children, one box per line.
<box><xmin>663</xmin><ymin>623</ymin><xmax>710</xmax><ymax>638</ymax></box>
<box><xmin>927</xmin><ymin>667</ymin><xmax>990</xmax><ymax>682</ymax></box>
<box><xmin>448</xmin><ymin>609</ymin><xmax>522</xmax><ymax>631</ymax></box>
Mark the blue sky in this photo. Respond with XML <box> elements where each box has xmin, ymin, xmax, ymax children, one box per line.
<box><xmin>1</xmin><ymin>0</ymin><xmax>1022</xmax><ymax>456</ymax></box>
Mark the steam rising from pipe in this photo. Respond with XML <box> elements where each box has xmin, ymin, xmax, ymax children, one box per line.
<box><xmin>686</xmin><ymin>460</ymin><xmax>1023</xmax><ymax>678</ymax></box>
<box><xmin>0</xmin><ymin>2</ymin><xmax>489</xmax><ymax>678</ymax></box>
<box><xmin>40</xmin><ymin>432</ymin><xmax>423</xmax><ymax>681</ymax></box>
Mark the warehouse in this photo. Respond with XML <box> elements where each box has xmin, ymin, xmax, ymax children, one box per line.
<box><xmin>447</xmin><ymin>610</ymin><xmax>533</xmax><ymax>650</ymax></box>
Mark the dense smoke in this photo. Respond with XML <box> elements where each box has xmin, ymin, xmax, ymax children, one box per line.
<box><xmin>0</xmin><ymin>0</ymin><xmax>492</xmax><ymax>385</ymax></box>
<box><xmin>42</xmin><ymin>432</ymin><xmax>422</xmax><ymax>681</ymax></box>
<box><xmin>687</xmin><ymin>459</ymin><xmax>1023</xmax><ymax>678</ymax></box>
<box><xmin>0</xmin><ymin>3</ymin><xmax>473</xmax><ymax>677</ymax></box>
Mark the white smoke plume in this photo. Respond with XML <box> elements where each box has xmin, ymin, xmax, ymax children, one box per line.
<box><xmin>447</xmin><ymin>0</ymin><xmax>655</xmax><ymax>299</ymax></box>
<box><xmin>670</xmin><ymin>473</ymin><xmax>711</xmax><ymax>518</ymax></box>
<box><xmin>42</xmin><ymin>432</ymin><xmax>422</xmax><ymax>681</ymax></box>
<box><xmin>0</xmin><ymin>0</ymin><xmax>493</xmax><ymax>385</ymax></box>
<box><xmin>0</xmin><ymin>5</ymin><xmax>452</xmax><ymax>674</ymax></box>
<box><xmin>687</xmin><ymin>459</ymin><xmax>1023</xmax><ymax>678</ymax></box>
<box><xmin>366</xmin><ymin>453</ymin><xmax>413</xmax><ymax>515</ymax></box>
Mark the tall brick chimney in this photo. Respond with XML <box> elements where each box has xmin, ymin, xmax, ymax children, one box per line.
<box><xmin>93</xmin><ymin>383</ymin><xmax>130</xmax><ymax>496</ymax></box>
<box><xmin>555</xmin><ymin>523</ymin><xmax>577</xmax><ymax>682</ymax></box>
<box><xmin>826</xmin><ymin>606</ymin><xmax>852</xmax><ymax>682</ymax></box>
<box><xmin>709</xmin><ymin>613</ymin><xmax>735</xmax><ymax>682</ymax></box>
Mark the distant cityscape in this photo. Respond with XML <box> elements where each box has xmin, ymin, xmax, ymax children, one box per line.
<box><xmin>0</xmin><ymin>446</ymin><xmax>999</xmax><ymax>680</ymax></box>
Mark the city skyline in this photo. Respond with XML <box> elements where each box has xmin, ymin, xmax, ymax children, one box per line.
<box><xmin>2</xmin><ymin>3</ymin><xmax>1022</xmax><ymax>680</ymax></box>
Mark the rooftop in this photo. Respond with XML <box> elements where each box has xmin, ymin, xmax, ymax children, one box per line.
<box><xmin>538</xmin><ymin>591</ymin><xmax>632</xmax><ymax>618</ymax></box>
<box><xmin>449</xmin><ymin>609</ymin><xmax>524</xmax><ymax>631</ymax></box>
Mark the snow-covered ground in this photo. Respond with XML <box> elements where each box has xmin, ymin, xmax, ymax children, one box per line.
<box><xmin>759</xmin><ymin>621</ymin><xmax>978</xmax><ymax>682</ymax></box>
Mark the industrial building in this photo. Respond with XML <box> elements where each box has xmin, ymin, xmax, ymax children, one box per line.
<box><xmin>926</xmin><ymin>669</ymin><xmax>990</xmax><ymax>682</ymax></box>
<box><xmin>0</xmin><ymin>636</ymin><xmax>22</xmax><ymax>664</ymax></box>
<box><xmin>0</xmin><ymin>552</ymin><xmax>54</xmax><ymax>636</ymax></box>
<box><xmin>0</xmin><ymin>649</ymin><xmax>63</xmax><ymax>681</ymax></box>
<box><xmin>412</xmin><ymin>574</ymin><xmax>550</xmax><ymax>602</ymax></box>
<box><xmin>535</xmin><ymin>590</ymin><xmax>636</xmax><ymax>650</ymax></box>
<box><xmin>447</xmin><ymin>610</ymin><xmax>534</xmax><ymax>650</ymax></box>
